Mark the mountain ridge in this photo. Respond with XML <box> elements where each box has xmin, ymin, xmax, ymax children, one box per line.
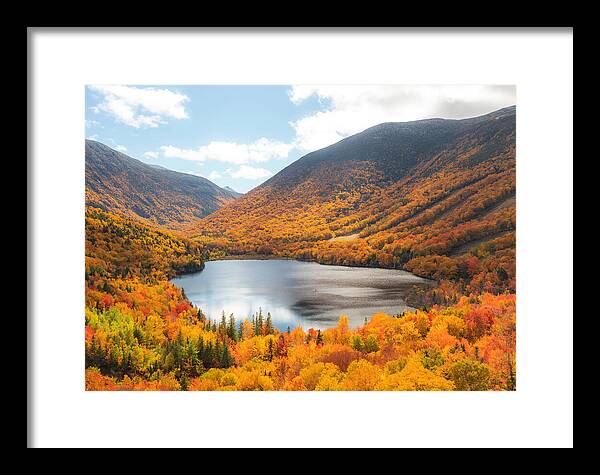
<box><xmin>85</xmin><ymin>140</ymin><xmax>239</xmax><ymax>229</ymax></box>
<box><xmin>192</xmin><ymin>106</ymin><xmax>516</xmax><ymax>301</ymax></box>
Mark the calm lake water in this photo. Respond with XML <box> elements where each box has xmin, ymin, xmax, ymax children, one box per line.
<box><xmin>171</xmin><ymin>259</ymin><xmax>431</xmax><ymax>330</ymax></box>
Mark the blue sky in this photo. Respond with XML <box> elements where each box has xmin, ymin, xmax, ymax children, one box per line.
<box><xmin>86</xmin><ymin>85</ymin><xmax>516</xmax><ymax>193</ymax></box>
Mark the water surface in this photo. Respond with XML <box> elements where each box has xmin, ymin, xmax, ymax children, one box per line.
<box><xmin>171</xmin><ymin>259</ymin><xmax>431</xmax><ymax>330</ymax></box>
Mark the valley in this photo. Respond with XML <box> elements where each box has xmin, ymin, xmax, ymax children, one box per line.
<box><xmin>84</xmin><ymin>106</ymin><xmax>516</xmax><ymax>391</ymax></box>
<box><xmin>192</xmin><ymin>106</ymin><xmax>516</xmax><ymax>305</ymax></box>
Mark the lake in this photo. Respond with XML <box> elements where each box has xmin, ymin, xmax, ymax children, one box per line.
<box><xmin>171</xmin><ymin>259</ymin><xmax>431</xmax><ymax>330</ymax></box>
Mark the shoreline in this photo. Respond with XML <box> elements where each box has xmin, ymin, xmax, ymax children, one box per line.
<box><xmin>209</xmin><ymin>254</ymin><xmax>293</xmax><ymax>261</ymax></box>
<box><xmin>207</xmin><ymin>254</ymin><xmax>435</xmax><ymax>282</ymax></box>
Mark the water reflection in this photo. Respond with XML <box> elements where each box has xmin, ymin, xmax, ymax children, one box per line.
<box><xmin>171</xmin><ymin>260</ymin><xmax>431</xmax><ymax>330</ymax></box>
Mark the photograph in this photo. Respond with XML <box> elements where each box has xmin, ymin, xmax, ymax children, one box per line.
<box><xmin>28</xmin><ymin>28</ymin><xmax>572</xmax><ymax>448</ymax></box>
<box><xmin>84</xmin><ymin>85</ymin><xmax>517</xmax><ymax>392</ymax></box>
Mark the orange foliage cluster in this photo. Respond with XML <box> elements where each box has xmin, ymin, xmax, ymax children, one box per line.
<box><xmin>86</xmin><ymin>207</ymin><xmax>204</xmax><ymax>281</ymax></box>
<box><xmin>87</xmin><ymin>293</ymin><xmax>515</xmax><ymax>391</ymax></box>
<box><xmin>85</xmin><ymin>206</ymin><xmax>515</xmax><ymax>391</ymax></box>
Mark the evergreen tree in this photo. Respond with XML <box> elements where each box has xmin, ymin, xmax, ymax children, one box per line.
<box><xmin>174</xmin><ymin>332</ymin><xmax>184</xmax><ymax>368</ymax></box>
<box><xmin>351</xmin><ymin>335</ymin><xmax>364</xmax><ymax>352</ymax></box>
<box><xmin>257</xmin><ymin>307</ymin><xmax>264</xmax><ymax>336</ymax></box>
<box><xmin>364</xmin><ymin>335</ymin><xmax>379</xmax><ymax>353</ymax></box>
<box><xmin>220</xmin><ymin>311</ymin><xmax>227</xmax><ymax>338</ymax></box>
<box><xmin>205</xmin><ymin>341</ymin><xmax>214</xmax><ymax>368</ymax></box>
<box><xmin>214</xmin><ymin>339</ymin><xmax>222</xmax><ymax>368</ymax></box>
<box><xmin>221</xmin><ymin>343</ymin><xmax>233</xmax><ymax>368</ymax></box>
<box><xmin>507</xmin><ymin>356</ymin><xmax>516</xmax><ymax>391</ymax></box>
<box><xmin>316</xmin><ymin>329</ymin><xmax>323</xmax><ymax>346</ymax></box>
<box><xmin>179</xmin><ymin>372</ymin><xmax>189</xmax><ymax>391</ymax></box>
<box><xmin>86</xmin><ymin>336</ymin><xmax>100</xmax><ymax>368</ymax></box>
<box><xmin>197</xmin><ymin>308</ymin><xmax>206</xmax><ymax>323</ymax></box>
<box><xmin>227</xmin><ymin>314</ymin><xmax>237</xmax><ymax>341</ymax></box>
<box><xmin>196</xmin><ymin>336</ymin><xmax>204</xmax><ymax>362</ymax></box>
<box><xmin>265</xmin><ymin>313</ymin><xmax>274</xmax><ymax>335</ymax></box>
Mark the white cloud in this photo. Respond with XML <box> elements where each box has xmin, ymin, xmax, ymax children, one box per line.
<box><xmin>88</xmin><ymin>85</ymin><xmax>189</xmax><ymax>128</ymax></box>
<box><xmin>227</xmin><ymin>165</ymin><xmax>273</xmax><ymax>180</ymax></box>
<box><xmin>85</xmin><ymin>119</ymin><xmax>102</xmax><ymax>128</ymax></box>
<box><xmin>143</xmin><ymin>151</ymin><xmax>159</xmax><ymax>159</ymax></box>
<box><xmin>207</xmin><ymin>171</ymin><xmax>222</xmax><ymax>181</ymax></box>
<box><xmin>159</xmin><ymin>138</ymin><xmax>293</xmax><ymax>165</ymax></box>
<box><xmin>86</xmin><ymin>134</ymin><xmax>100</xmax><ymax>141</ymax></box>
<box><xmin>183</xmin><ymin>170</ymin><xmax>223</xmax><ymax>182</ymax></box>
<box><xmin>289</xmin><ymin>85</ymin><xmax>516</xmax><ymax>151</ymax></box>
<box><xmin>115</xmin><ymin>145</ymin><xmax>127</xmax><ymax>152</ymax></box>
<box><xmin>160</xmin><ymin>145</ymin><xmax>204</xmax><ymax>161</ymax></box>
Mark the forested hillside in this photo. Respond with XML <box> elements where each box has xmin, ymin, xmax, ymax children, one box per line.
<box><xmin>192</xmin><ymin>107</ymin><xmax>516</xmax><ymax>305</ymax></box>
<box><xmin>86</xmin><ymin>140</ymin><xmax>239</xmax><ymax>229</ymax></box>
<box><xmin>85</xmin><ymin>207</ymin><xmax>515</xmax><ymax>391</ymax></box>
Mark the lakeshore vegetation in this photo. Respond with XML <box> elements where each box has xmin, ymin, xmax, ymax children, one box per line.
<box><xmin>85</xmin><ymin>207</ymin><xmax>515</xmax><ymax>391</ymax></box>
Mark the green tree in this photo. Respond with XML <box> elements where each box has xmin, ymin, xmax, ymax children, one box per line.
<box><xmin>227</xmin><ymin>314</ymin><xmax>237</xmax><ymax>341</ymax></box>
<box><xmin>220</xmin><ymin>311</ymin><xmax>227</xmax><ymax>338</ymax></box>
<box><xmin>316</xmin><ymin>330</ymin><xmax>323</xmax><ymax>346</ymax></box>
<box><xmin>221</xmin><ymin>344</ymin><xmax>233</xmax><ymax>368</ymax></box>
<box><xmin>421</xmin><ymin>348</ymin><xmax>444</xmax><ymax>370</ymax></box>
<box><xmin>179</xmin><ymin>372</ymin><xmax>189</xmax><ymax>391</ymax></box>
<box><xmin>257</xmin><ymin>308</ymin><xmax>264</xmax><ymax>336</ymax></box>
<box><xmin>351</xmin><ymin>335</ymin><xmax>364</xmax><ymax>352</ymax></box>
<box><xmin>364</xmin><ymin>335</ymin><xmax>379</xmax><ymax>353</ymax></box>
<box><xmin>265</xmin><ymin>313</ymin><xmax>274</xmax><ymax>335</ymax></box>
<box><xmin>448</xmin><ymin>359</ymin><xmax>491</xmax><ymax>390</ymax></box>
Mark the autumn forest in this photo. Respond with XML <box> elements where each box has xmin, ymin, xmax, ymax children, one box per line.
<box><xmin>85</xmin><ymin>105</ymin><xmax>517</xmax><ymax>391</ymax></box>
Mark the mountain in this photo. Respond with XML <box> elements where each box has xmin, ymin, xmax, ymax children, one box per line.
<box><xmin>85</xmin><ymin>140</ymin><xmax>240</xmax><ymax>228</ymax></box>
<box><xmin>194</xmin><ymin>106</ymin><xmax>516</xmax><ymax>297</ymax></box>
<box><xmin>223</xmin><ymin>186</ymin><xmax>243</xmax><ymax>198</ymax></box>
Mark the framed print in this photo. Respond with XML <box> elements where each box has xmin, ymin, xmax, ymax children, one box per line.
<box><xmin>28</xmin><ymin>27</ymin><xmax>573</xmax><ymax>448</ymax></box>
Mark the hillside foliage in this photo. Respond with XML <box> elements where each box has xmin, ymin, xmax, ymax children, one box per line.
<box><xmin>190</xmin><ymin>109</ymin><xmax>516</xmax><ymax>306</ymax></box>
<box><xmin>85</xmin><ymin>107</ymin><xmax>517</xmax><ymax>391</ymax></box>
<box><xmin>86</xmin><ymin>140</ymin><xmax>239</xmax><ymax>229</ymax></box>
<box><xmin>86</xmin><ymin>278</ymin><xmax>516</xmax><ymax>391</ymax></box>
